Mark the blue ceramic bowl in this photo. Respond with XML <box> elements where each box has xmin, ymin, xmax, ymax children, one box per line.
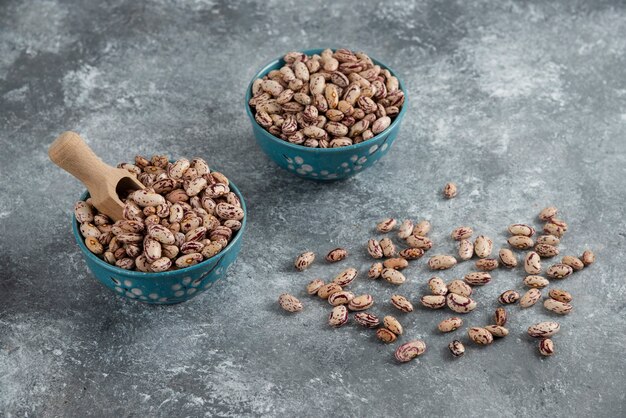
<box><xmin>245</xmin><ymin>48</ymin><xmax>408</xmax><ymax>181</ymax></box>
<box><xmin>72</xmin><ymin>181</ymin><xmax>246</xmax><ymax>304</ymax></box>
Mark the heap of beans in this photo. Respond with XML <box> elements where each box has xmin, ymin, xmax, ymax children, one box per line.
<box><xmin>279</xmin><ymin>196</ymin><xmax>596</xmax><ymax>363</ymax></box>
<box><xmin>75</xmin><ymin>155</ymin><xmax>243</xmax><ymax>272</ymax></box>
<box><xmin>249</xmin><ymin>48</ymin><xmax>405</xmax><ymax>148</ymax></box>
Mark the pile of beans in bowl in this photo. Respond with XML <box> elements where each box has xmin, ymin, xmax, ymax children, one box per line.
<box><xmin>75</xmin><ymin>155</ymin><xmax>244</xmax><ymax>273</ymax></box>
<box><xmin>249</xmin><ymin>48</ymin><xmax>405</xmax><ymax>148</ymax></box>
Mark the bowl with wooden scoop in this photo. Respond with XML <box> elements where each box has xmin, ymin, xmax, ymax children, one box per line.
<box><xmin>49</xmin><ymin>131</ymin><xmax>246</xmax><ymax>304</ymax></box>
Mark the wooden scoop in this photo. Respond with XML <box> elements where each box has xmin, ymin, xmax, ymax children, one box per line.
<box><xmin>49</xmin><ymin>131</ymin><xmax>144</xmax><ymax>221</ymax></box>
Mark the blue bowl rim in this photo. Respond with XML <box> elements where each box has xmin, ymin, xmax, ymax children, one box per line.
<box><xmin>72</xmin><ymin>178</ymin><xmax>247</xmax><ymax>280</ymax></box>
<box><xmin>244</xmin><ymin>47</ymin><xmax>409</xmax><ymax>153</ymax></box>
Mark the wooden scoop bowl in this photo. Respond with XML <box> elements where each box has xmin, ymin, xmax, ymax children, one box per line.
<box><xmin>49</xmin><ymin>131</ymin><xmax>144</xmax><ymax>221</ymax></box>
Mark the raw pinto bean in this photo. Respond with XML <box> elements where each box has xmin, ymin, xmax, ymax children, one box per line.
<box><xmin>474</xmin><ymin>235</ymin><xmax>493</xmax><ymax>258</ymax></box>
<box><xmin>394</xmin><ymin>340</ymin><xmax>426</xmax><ymax>363</ymax></box>
<box><xmin>379</xmin><ymin>238</ymin><xmax>396</xmax><ymax>257</ymax></box>
<box><xmin>406</xmin><ymin>235</ymin><xmax>433</xmax><ymax>250</ymax></box>
<box><xmin>438</xmin><ymin>317</ymin><xmax>463</xmax><ymax>332</ymax></box>
<box><xmin>449</xmin><ymin>340</ymin><xmax>465</xmax><ymax>357</ymax></box>
<box><xmin>475</xmin><ymin>258</ymin><xmax>499</xmax><ymax>271</ymax></box>
<box><xmin>458</xmin><ymin>239</ymin><xmax>474</xmax><ymax>260</ymax></box>
<box><xmin>381</xmin><ymin>268</ymin><xmax>406</xmax><ymax>285</ymax></box>
<box><xmin>447</xmin><ymin>280</ymin><xmax>472</xmax><ymax>297</ymax></box>
<box><xmin>468</xmin><ymin>327</ymin><xmax>493</xmax><ymax>345</ymax></box>
<box><xmin>494</xmin><ymin>307</ymin><xmax>507</xmax><ymax>326</ymax></box>
<box><xmin>390</xmin><ymin>294</ymin><xmax>414</xmax><ymax>312</ymax></box>
<box><xmin>354</xmin><ymin>312</ymin><xmax>379</xmax><ymax>328</ymax></box>
<box><xmin>376</xmin><ymin>218</ymin><xmax>397</xmax><ymax>232</ymax></box>
<box><xmin>367</xmin><ymin>239</ymin><xmax>384</xmax><ymax>259</ymax></box>
<box><xmin>306</xmin><ymin>279</ymin><xmax>325</xmax><ymax>295</ymax></box>
<box><xmin>508</xmin><ymin>223</ymin><xmax>535</xmax><ymax>237</ymax></box>
<box><xmin>428</xmin><ymin>277</ymin><xmax>448</xmax><ymax>295</ymax></box>
<box><xmin>383</xmin><ymin>258</ymin><xmax>409</xmax><ymax>270</ymax></box>
<box><xmin>295</xmin><ymin>251</ymin><xmax>315</xmax><ymax>271</ymax></box>
<box><xmin>326</xmin><ymin>248</ymin><xmax>348</xmax><ymax>262</ymax></box>
<box><xmin>527</xmin><ymin>321</ymin><xmax>560</xmax><ymax>338</ymax></box>
<box><xmin>499</xmin><ymin>248</ymin><xmax>517</xmax><ymax>268</ymax></box>
<box><xmin>451</xmin><ymin>226</ymin><xmax>473</xmax><ymax>241</ymax></box>
<box><xmin>368</xmin><ymin>262</ymin><xmax>383</xmax><ymax>279</ymax></box>
<box><xmin>446</xmin><ymin>293</ymin><xmax>477</xmax><ymax>313</ymax></box>
<box><xmin>278</xmin><ymin>293</ymin><xmax>303</xmax><ymax>313</ymax></box>
<box><xmin>421</xmin><ymin>295</ymin><xmax>446</xmax><ymax>309</ymax></box>
<box><xmin>428</xmin><ymin>255</ymin><xmax>457</xmax><ymax>270</ymax></box>
<box><xmin>544</xmin><ymin>298</ymin><xmax>573</xmax><ymax>315</ymax></box>
<box><xmin>399</xmin><ymin>248</ymin><xmax>424</xmax><ymax>260</ymax></box>
<box><xmin>499</xmin><ymin>290</ymin><xmax>520</xmax><ymax>304</ymax></box>
<box><xmin>520</xmin><ymin>288</ymin><xmax>542</xmax><ymax>308</ymax></box>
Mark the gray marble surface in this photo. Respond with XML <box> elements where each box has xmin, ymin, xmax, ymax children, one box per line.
<box><xmin>1</xmin><ymin>0</ymin><xmax>626</xmax><ymax>416</ymax></box>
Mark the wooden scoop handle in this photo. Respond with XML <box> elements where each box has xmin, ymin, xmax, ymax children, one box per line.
<box><xmin>49</xmin><ymin>131</ymin><xmax>114</xmax><ymax>191</ymax></box>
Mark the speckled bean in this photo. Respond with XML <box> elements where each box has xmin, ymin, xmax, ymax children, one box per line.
<box><xmin>539</xmin><ymin>206</ymin><xmax>558</xmax><ymax>221</ymax></box>
<box><xmin>548</xmin><ymin>289</ymin><xmax>572</xmax><ymax>303</ymax></box>
<box><xmin>347</xmin><ymin>294</ymin><xmax>373</xmax><ymax>311</ymax></box>
<box><xmin>379</xmin><ymin>237</ymin><xmax>396</xmax><ymax>257</ymax></box>
<box><xmin>326</xmin><ymin>248</ymin><xmax>348</xmax><ymax>262</ymax></box>
<box><xmin>438</xmin><ymin>317</ymin><xmax>463</xmax><ymax>332</ymax></box>
<box><xmin>464</xmin><ymin>272</ymin><xmax>491</xmax><ymax>286</ymax></box>
<box><xmin>318</xmin><ymin>283</ymin><xmax>343</xmax><ymax>299</ymax></box>
<box><xmin>175</xmin><ymin>252</ymin><xmax>203</xmax><ymax>268</ymax></box>
<box><xmin>447</xmin><ymin>280</ymin><xmax>472</xmax><ymax>297</ymax></box>
<box><xmin>390</xmin><ymin>294</ymin><xmax>413</xmax><ymax>313</ymax></box>
<box><xmin>527</xmin><ymin>321</ymin><xmax>560</xmax><ymax>338</ymax></box>
<box><xmin>539</xmin><ymin>338</ymin><xmax>555</xmax><ymax>356</ymax></box>
<box><xmin>397</xmin><ymin>220</ymin><xmax>415</xmax><ymax>239</ymax></box>
<box><xmin>562</xmin><ymin>255</ymin><xmax>584</xmax><ymax>271</ymax></box>
<box><xmin>508</xmin><ymin>223</ymin><xmax>535</xmax><ymax>237</ymax></box>
<box><xmin>535</xmin><ymin>243</ymin><xmax>559</xmax><ymax>258</ymax></box>
<box><xmin>524</xmin><ymin>251</ymin><xmax>542</xmax><ymax>274</ymax></box>
<box><xmin>376</xmin><ymin>218</ymin><xmax>396</xmax><ymax>232</ymax></box>
<box><xmin>406</xmin><ymin>234</ymin><xmax>433</xmax><ymax>250</ymax></box>
<box><xmin>368</xmin><ymin>262</ymin><xmax>383</xmax><ymax>279</ymax></box>
<box><xmin>367</xmin><ymin>239</ymin><xmax>384</xmax><ymax>259</ymax></box>
<box><xmin>508</xmin><ymin>235</ymin><xmax>534</xmax><ymax>250</ymax></box>
<box><xmin>381</xmin><ymin>268</ymin><xmax>406</xmax><ymax>285</ymax></box>
<box><xmin>523</xmin><ymin>275</ymin><xmax>549</xmax><ymax>288</ymax></box>
<box><xmin>451</xmin><ymin>226</ymin><xmax>473</xmax><ymax>241</ymax></box>
<box><xmin>328</xmin><ymin>305</ymin><xmax>349</xmax><ymax>327</ymax></box>
<box><xmin>333</xmin><ymin>268</ymin><xmax>358</xmax><ymax>287</ymax></box>
<box><xmin>354</xmin><ymin>312</ymin><xmax>379</xmax><ymax>328</ymax></box>
<box><xmin>295</xmin><ymin>251</ymin><xmax>315</xmax><ymax>271</ymax></box>
<box><xmin>474</xmin><ymin>235</ymin><xmax>493</xmax><ymax>258</ymax></box>
<box><xmin>458</xmin><ymin>239</ymin><xmax>474</xmax><ymax>260</ymax></box>
<box><xmin>399</xmin><ymin>248</ymin><xmax>424</xmax><ymax>260</ymax></box>
<box><xmin>428</xmin><ymin>276</ymin><xmax>448</xmax><ymax>295</ymax></box>
<box><xmin>448</xmin><ymin>340</ymin><xmax>465</xmax><ymax>357</ymax></box>
<box><xmin>498</xmin><ymin>290</ymin><xmax>520</xmax><ymax>304</ymax></box>
<box><xmin>376</xmin><ymin>328</ymin><xmax>397</xmax><ymax>343</ymax></box>
<box><xmin>546</xmin><ymin>263</ymin><xmax>573</xmax><ymax>279</ymax></box>
<box><xmin>494</xmin><ymin>307</ymin><xmax>507</xmax><ymax>326</ymax></box>
<box><xmin>544</xmin><ymin>298</ymin><xmax>573</xmax><ymax>315</ymax></box>
<box><xmin>383</xmin><ymin>257</ymin><xmax>408</xmax><ymax>270</ymax></box>
<box><xmin>520</xmin><ymin>288</ymin><xmax>542</xmax><ymax>308</ymax></box>
<box><xmin>475</xmin><ymin>258</ymin><xmax>499</xmax><ymax>271</ymax></box>
<box><xmin>394</xmin><ymin>340</ymin><xmax>426</xmax><ymax>363</ymax></box>
<box><xmin>428</xmin><ymin>255</ymin><xmax>457</xmax><ymax>270</ymax></box>
<box><xmin>446</xmin><ymin>293</ymin><xmax>477</xmax><ymax>313</ymax></box>
<box><xmin>306</xmin><ymin>279</ymin><xmax>324</xmax><ymax>295</ymax></box>
<box><xmin>497</xmin><ymin>248</ymin><xmax>516</xmax><ymax>268</ymax></box>
<box><xmin>468</xmin><ymin>327</ymin><xmax>493</xmax><ymax>345</ymax></box>
<box><xmin>278</xmin><ymin>293</ymin><xmax>303</xmax><ymax>313</ymax></box>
